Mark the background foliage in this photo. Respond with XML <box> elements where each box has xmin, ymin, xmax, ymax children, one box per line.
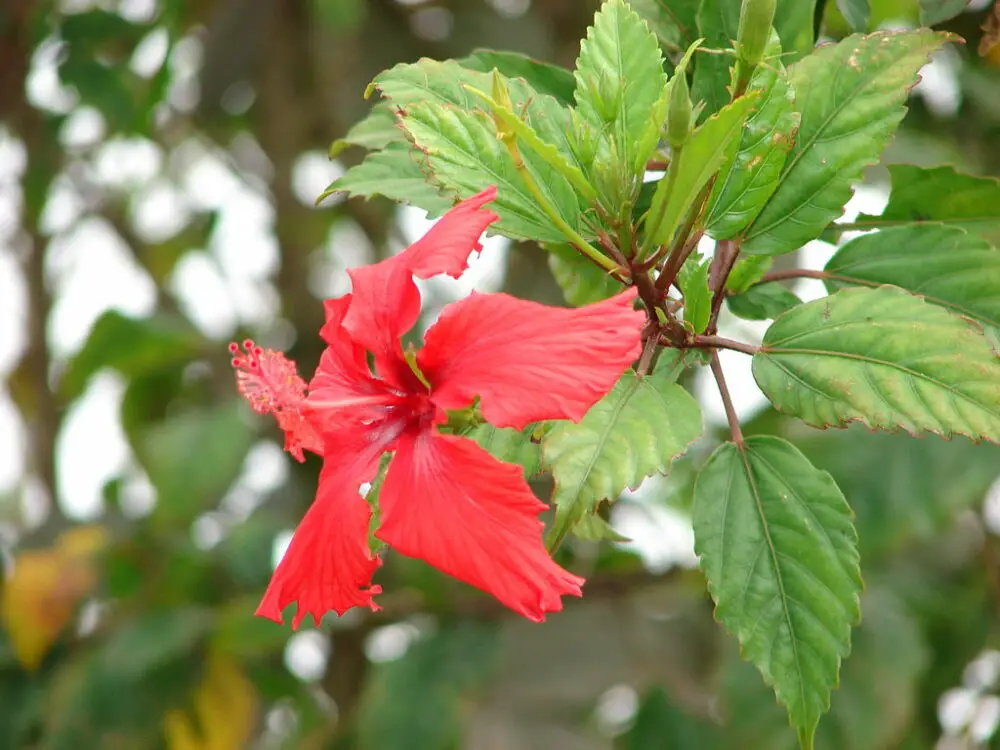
<box><xmin>2</xmin><ymin>0</ymin><xmax>1000</xmax><ymax>748</ymax></box>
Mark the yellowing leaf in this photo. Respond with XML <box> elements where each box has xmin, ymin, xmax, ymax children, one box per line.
<box><xmin>164</xmin><ymin>656</ymin><xmax>258</xmax><ymax>750</ymax></box>
<box><xmin>0</xmin><ymin>525</ymin><xmax>108</xmax><ymax>671</ymax></box>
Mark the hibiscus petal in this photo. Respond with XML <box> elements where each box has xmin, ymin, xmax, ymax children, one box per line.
<box><xmin>340</xmin><ymin>187</ymin><xmax>499</xmax><ymax>388</ymax></box>
<box><xmin>418</xmin><ymin>289</ymin><xmax>645</xmax><ymax>429</ymax></box>
<box><xmin>256</xmin><ymin>433</ymin><xmax>387</xmax><ymax>628</ymax></box>
<box><xmin>376</xmin><ymin>432</ymin><xmax>584</xmax><ymax>621</ymax></box>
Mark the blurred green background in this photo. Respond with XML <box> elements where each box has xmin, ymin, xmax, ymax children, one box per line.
<box><xmin>2</xmin><ymin>0</ymin><xmax>1000</xmax><ymax>748</ymax></box>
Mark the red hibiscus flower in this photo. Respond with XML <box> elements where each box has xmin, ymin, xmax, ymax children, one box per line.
<box><xmin>230</xmin><ymin>186</ymin><xmax>645</xmax><ymax>627</ymax></box>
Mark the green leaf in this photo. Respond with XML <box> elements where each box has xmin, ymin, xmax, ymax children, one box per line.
<box><xmin>679</xmin><ymin>257</ymin><xmax>712</xmax><ymax>333</ymax></box>
<box><xmin>60</xmin><ymin>57</ymin><xmax>135</xmax><ymax>131</ymax></box>
<box><xmin>837</xmin><ymin>0</ymin><xmax>870</xmax><ymax>31</ymax></box>
<box><xmin>372</xmin><ymin>59</ymin><xmax>587</xmax><ymax>242</ymax></box>
<box><xmin>548</xmin><ymin>243</ymin><xmax>623</xmax><ymax>306</ymax></box>
<box><xmin>727</xmin><ymin>255</ymin><xmax>773</xmax><ymax>293</ymax></box>
<box><xmin>646</xmin><ymin>93</ymin><xmax>758</xmax><ymax>246</ymax></box>
<box><xmin>137</xmin><ymin>400</ymin><xmax>255</xmax><ymax>527</ymax></box>
<box><xmin>724</xmin><ymin>589</ymin><xmax>928</xmax><ymax>750</ymax></box>
<box><xmin>743</xmin><ymin>30</ymin><xmax>954</xmax><ymax>256</ymax></box>
<box><xmin>459</xmin><ymin>49</ymin><xmax>576</xmax><ymax>104</ymax></box>
<box><xmin>728</xmin><ymin>281</ymin><xmax>801</xmax><ymax>320</ymax></box>
<box><xmin>543</xmin><ymin>355</ymin><xmax>703</xmax><ymax>549</ymax></box>
<box><xmin>854</xmin><ymin>165</ymin><xmax>1000</xmax><ymax>246</ymax></box>
<box><xmin>624</xmin><ymin>686</ymin><xmax>725</xmax><ymax>750</ymax></box>
<box><xmin>60</xmin><ymin>311</ymin><xmax>202</xmax><ymax>401</ymax></box>
<box><xmin>574</xmin><ymin>0</ymin><xmax>667</xmax><ymax>175</ymax></box>
<box><xmin>918</xmin><ymin>0</ymin><xmax>970</xmax><ymax>26</ymax></box>
<box><xmin>628</xmin><ymin>0</ymin><xmax>702</xmax><ymax>51</ymax></box>
<box><xmin>693</xmin><ymin>435</ymin><xmax>861</xmax><ymax>746</ymax></box>
<box><xmin>706</xmin><ymin>34</ymin><xmax>800</xmax><ymax>239</ymax></box>
<box><xmin>329</xmin><ymin>103</ymin><xmax>403</xmax><ymax>157</ymax></box>
<box><xmin>466</xmin><ymin>423</ymin><xmax>542</xmax><ymax>479</ymax></box>
<box><xmin>753</xmin><ymin>285</ymin><xmax>1000</xmax><ymax>442</ymax></box>
<box><xmin>774</xmin><ymin>0</ymin><xmax>819</xmax><ymax>62</ymax></box>
<box><xmin>399</xmin><ymin>101</ymin><xmax>583</xmax><ymax>243</ymax></box>
<box><xmin>824</xmin><ymin>224</ymin><xmax>1000</xmax><ymax>330</ymax></box>
<box><xmin>573</xmin><ymin>513</ymin><xmax>631</xmax><ymax>542</ymax></box>
<box><xmin>357</xmin><ymin>624</ymin><xmax>499</xmax><ymax>750</ymax></box>
<box><xmin>318</xmin><ymin>142</ymin><xmax>454</xmax><ymax>214</ymax></box>
<box><xmin>691</xmin><ymin>0</ymin><xmax>740</xmax><ymax>118</ymax></box>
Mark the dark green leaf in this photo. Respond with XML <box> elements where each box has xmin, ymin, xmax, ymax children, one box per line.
<box><xmin>460</xmin><ymin>49</ymin><xmax>576</xmax><ymax>104</ymax></box>
<box><xmin>60</xmin><ymin>57</ymin><xmax>135</xmax><ymax>131</ymax></box>
<box><xmin>548</xmin><ymin>243</ymin><xmax>623</xmax><ymax>306</ymax></box>
<box><xmin>743</xmin><ymin>30</ymin><xmax>954</xmax><ymax>256</ymax></box>
<box><xmin>855</xmin><ymin>165</ymin><xmax>1000</xmax><ymax>246</ymax></box>
<box><xmin>918</xmin><ymin>0</ymin><xmax>971</xmax><ymax>26</ymax></box>
<box><xmin>60</xmin><ymin>310</ymin><xmax>202</xmax><ymax>401</ymax></box>
<box><xmin>837</xmin><ymin>0</ymin><xmax>871</xmax><ymax>31</ymax></box>
<box><xmin>357</xmin><ymin>624</ymin><xmax>499</xmax><ymax>750</ymax></box>
<box><xmin>753</xmin><ymin>285</ymin><xmax>1000</xmax><ymax>441</ymax></box>
<box><xmin>774</xmin><ymin>0</ymin><xmax>819</xmax><ymax>62</ymax></box>
<box><xmin>628</xmin><ymin>0</ymin><xmax>702</xmax><ymax>52</ymax></box>
<box><xmin>694</xmin><ymin>435</ymin><xmax>861</xmax><ymax>747</ymax></box>
<box><xmin>824</xmin><ymin>224</ymin><xmax>1000</xmax><ymax>329</ymax></box>
<box><xmin>727</xmin><ymin>281</ymin><xmax>801</xmax><ymax>320</ymax></box>
<box><xmin>137</xmin><ymin>400</ymin><xmax>255</xmax><ymax>527</ymax></box>
<box><xmin>691</xmin><ymin>0</ymin><xmax>740</xmax><ymax>118</ymax></box>
<box><xmin>623</xmin><ymin>686</ymin><xmax>725</xmax><ymax>749</ymax></box>
<box><xmin>727</xmin><ymin>255</ymin><xmax>773</xmax><ymax>293</ymax></box>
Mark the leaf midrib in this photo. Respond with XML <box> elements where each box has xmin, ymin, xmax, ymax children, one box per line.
<box><xmin>759</xmin><ymin>346</ymin><xmax>1000</xmax><ymax>422</ymax></box>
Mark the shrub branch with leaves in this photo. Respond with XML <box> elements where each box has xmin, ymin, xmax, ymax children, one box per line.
<box><xmin>226</xmin><ymin>0</ymin><xmax>997</xmax><ymax>746</ymax></box>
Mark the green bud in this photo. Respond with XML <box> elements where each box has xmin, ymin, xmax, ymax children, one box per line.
<box><xmin>489</xmin><ymin>69</ymin><xmax>517</xmax><ymax>143</ymax></box>
<box><xmin>736</xmin><ymin>0</ymin><xmax>777</xmax><ymax>68</ymax></box>
<box><xmin>665</xmin><ymin>69</ymin><xmax>692</xmax><ymax>149</ymax></box>
<box><xmin>664</xmin><ymin>39</ymin><xmax>701</xmax><ymax>150</ymax></box>
<box><xmin>582</xmin><ymin>72</ymin><xmax>621</xmax><ymax>123</ymax></box>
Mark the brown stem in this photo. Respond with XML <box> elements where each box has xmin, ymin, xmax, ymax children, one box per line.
<box><xmin>707</xmin><ymin>239</ymin><xmax>740</xmax><ymax>333</ymax></box>
<box><xmin>692</xmin><ymin>335</ymin><xmax>759</xmax><ymax>356</ymax></box>
<box><xmin>710</xmin><ymin>351</ymin><xmax>744</xmax><ymax>446</ymax></box>
<box><xmin>759</xmin><ymin>268</ymin><xmax>828</xmax><ymax>284</ymax></box>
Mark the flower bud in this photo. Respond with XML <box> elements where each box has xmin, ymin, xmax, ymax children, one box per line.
<box><xmin>736</xmin><ymin>0</ymin><xmax>777</xmax><ymax>68</ymax></box>
<box><xmin>665</xmin><ymin>68</ymin><xmax>693</xmax><ymax>149</ymax></box>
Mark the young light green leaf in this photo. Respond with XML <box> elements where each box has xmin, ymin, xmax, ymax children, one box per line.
<box><xmin>646</xmin><ymin>93</ymin><xmax>759</xmax><ymax>247</ymax></box>
<box><xmin>705</xmin><ymin>33</ymin><xmax>800</xmax><ymax>239</ymax></box>
<box><xmin>400</xmin><ymin>101</ymin><xmax>583</xmax><ymax>243</ymax></box>
<box><xmin>728</xmin><ymin>281</ymin><xmax>801</xmax><ymax>320</ymax></box>
<box><xmin>694</xmin><ymin>435</ymin><xmax>861</xmax><ymax>748</ymax></box>
<box><xmin>753</xmin><ymin>285</ymin><xmax>1000</xmax><ymax>442</ymax></box>
<box><xmin>318</xmin><ymin>142</ymin><xmax>454</xmax><ymax>214</ymax></box>
<box><xmin>329</xmin><ymin>103</ymin><xmax>402</xmax><ymax>158</ymax></box>
<box><xmin>679</xmin><ymin>257</ymin><xmax>712</xmax><ymax>333</ymax></box>
<box><xmin>466</xmin><ymin>423</ymin><xmax>542</xmax><ymax>479</ymax></box>
<box><xmin>854</xmin><ymin>165</ymin><xmax>1000</xmax><ymax>246</ymax></box>
<box><xmin>825</xmin><ymin>224</ymin><xmax>1000</xmax><ymax>329</ymax></box>
<box><xmin>459</xmin><ymin>49</ymin><xmax>576</xmax><ymax>104</ymax></box>
<box><xmin>543</xmin><ymin>356</ymin><xmax>703</xmax><ymax>550</ymax></box>
<box><xmin>743</xmin><ymin>30</ymin><xmax>955</xmax><ymax>256</ymax></box>
<box><xmin>574</xmin><ymin>0</ymin><xmax>667</xmax><ymax>175</ymax></box>
<box><xmin>837</xmin><ymin>0</ymin><xmax>870</xmax><ymax>32</ymax></box>
<box><xmin>919</xmin><ymin>0</ymin><xmax>971</xmax><ymax>26</ymax></box>
<box><xmin>548</xmin><ymin>243</ymin><xmax>623</xmax><ymax>306</ymax></box>
<box><xmin>464</xmin><ymin>81</ymin><xmax>598</xmax><ymax>202</ymax></box>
